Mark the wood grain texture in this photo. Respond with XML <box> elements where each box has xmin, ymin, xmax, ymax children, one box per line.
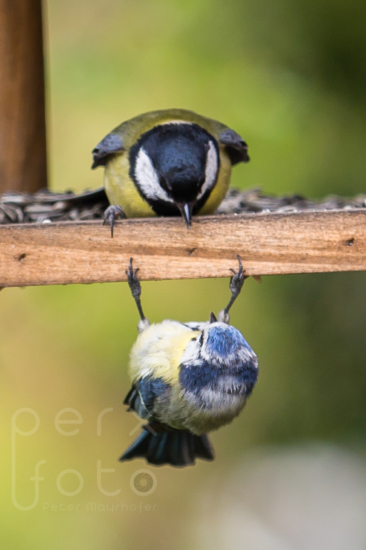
<box><xmin>0</xmin><ymin>210</ymin><xmax>366</xmax><ymax>287</ymax></box>
<box><xmin>0</xmin><ymin>0</ymin><xmax>47</xmax><ymax>193</ymax></box>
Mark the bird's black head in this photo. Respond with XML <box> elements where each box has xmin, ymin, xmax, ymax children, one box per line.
<box><xmin>129</xmin><ymin>123</ymin><xmax>220</xmax><ymax>227</ymax></box>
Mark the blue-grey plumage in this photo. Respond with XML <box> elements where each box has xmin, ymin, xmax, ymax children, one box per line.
<box><xmin>120</xmin><ymin>257</ymin><xmax>259</xmax><ymax>467</ymax></box>
<box><xmin>128</xmin><ymin>320</ymin><xmax>258</xmax><ymax>435</ymax></box>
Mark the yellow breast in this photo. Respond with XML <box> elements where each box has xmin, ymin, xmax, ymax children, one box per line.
<box><xmin>104</xmin><ymin>153</ymin><xmax>156</xmax><ymax>217</ymax></box>
<box><xmin>129</xmin><ymin>321</ymin><xmax>200</xmax><ymax>384</ymax></box>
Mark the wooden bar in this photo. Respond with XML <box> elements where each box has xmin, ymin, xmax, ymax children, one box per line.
<box><xmin>0</xmin><ymin>0</ymin><xmax>47</xmax><ymax>193</ymax></box>
<box><xmin>0</xmin><ymin>210</ymin><xmax>366</xmax><ymax>287</ymax></box>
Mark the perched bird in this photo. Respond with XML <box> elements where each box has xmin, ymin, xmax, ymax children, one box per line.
<box><xmin>120</xmin><ymin>257</ymin><xmax>258</xmax><ymax>467</ymax></box>
<box><xmin>92</xmin><ymin>109</ymin><xmax>249</xmax><ymax>235</ymax></box>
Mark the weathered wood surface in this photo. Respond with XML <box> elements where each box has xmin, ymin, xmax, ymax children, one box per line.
<box><xmin>0</xmin><ymin>0</ymin><xmax>47</xmax><ymax>194</ymax></box>
<box><xmin>0</xmin><ymin>210</ymin><xmax>366</xmax><ymax>287</ymax></box>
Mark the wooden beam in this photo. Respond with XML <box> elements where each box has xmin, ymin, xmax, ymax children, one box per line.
<box><xmin>0</xmin><ymin>0</ymin><xmax>47</xmax><ymax>193</ymax></box>
<box><xmin>0</xmin><ymin>210</ymin><xmax>366</xmax><ymax>288</ymax></box>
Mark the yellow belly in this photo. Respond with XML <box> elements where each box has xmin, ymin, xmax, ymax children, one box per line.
<box><xmin>104</xmin><ymin>153</ymin><xmax>156</xmax><ymax>218</ymax></box>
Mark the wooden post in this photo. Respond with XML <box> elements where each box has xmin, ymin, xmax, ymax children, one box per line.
<box><xmin>0</xmin><ymin>0</ymin><xmax>47</xmax><ymax>194</ymax></box>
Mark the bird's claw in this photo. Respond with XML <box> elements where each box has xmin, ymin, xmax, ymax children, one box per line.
<box><xmin>229</xmin><ymin>255</ymin><xmax>247</xmax><ymax>298</ymax></box>
<box><xmin>103</xmin><ymin>205</ymin><xmax>125</xmax><ymax>238</ymax></box>
<box><xmin>126</xmin><ymin>258</ymin><xmax>141</xmax><ymax>300</ymax></box>
<box><xmin>126</xmin><ymin>258</ymin><xmax>150</xmax><ymax>331</ymax></box>
<box><xmin>218</xmin><ymin>256</ymin><xmax>247</xmax><ymax>325</ymax></box>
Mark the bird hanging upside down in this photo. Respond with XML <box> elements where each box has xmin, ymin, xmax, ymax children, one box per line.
<box><xmin>120</xmin><ymin>257</ymin><xmax>259</xmax><ymax>467</ymax></box>
<box><xmin>91</xmin><ymin>109</ymin><xmax>249</xmax><ymax>236</ymax></box>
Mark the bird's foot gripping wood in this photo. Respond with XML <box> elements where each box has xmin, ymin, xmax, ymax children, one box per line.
<box><xmin>229</xmin><ymin>255</ymin><xmax>247</xmax><ymax>299</ymax></box>
<box><xmin>126</xmin><ymin>258</ymin><xmax>150</xmax><ymax>332</ymax></box>
<box><xmin>218</xmin><ymin>256</ymin><xmax>248</xmax><ymax>324</ymax></box>
<box><xmin>103</xmin><ymin>205</ymin><xmax>125</xmax><ymax>238</ymax></box>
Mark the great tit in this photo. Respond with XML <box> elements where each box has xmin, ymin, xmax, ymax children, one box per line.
<box><xmin>91</xmin><ymin>109</ymin><xmax>249</xmax><ymax>235</ymax></box>
<box><xmin>120</xmin><ymin>257</ymin><xmax>258</xmax><ymax>467</ymax></box>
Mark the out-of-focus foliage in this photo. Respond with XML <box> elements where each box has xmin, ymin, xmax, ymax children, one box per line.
<box><xmin>1</xmin><ymin>1</ymin><xmax>365</xmax><ymax>549</ymax></box>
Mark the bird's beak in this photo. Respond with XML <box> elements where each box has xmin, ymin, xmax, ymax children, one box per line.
<box><xmin>177</xmin><ymin>203</ymin><xmax>192</xmax><ymax>229</ymax></box>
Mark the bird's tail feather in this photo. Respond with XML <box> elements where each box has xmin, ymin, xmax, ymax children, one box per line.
<box><xmin>119</xmin><ymin>424</ymin><xmax>214</xmax><ymax>467</ymax></box>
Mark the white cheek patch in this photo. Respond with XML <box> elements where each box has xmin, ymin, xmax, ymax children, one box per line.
<box><xmin>158</xmin><ymin>121</ymin><xmax>193</xmax><ymax>126</ymax></box>
<box><xmin>197</xmin><ymin>140</ymin><xmax>219</xmax><ymax>200</ymax></box>
<box><xmin>134</xmin><ymin>147</ymin><xmax>174</xmax><ymax>203</ymax></box>
<box><xmin>180</xmin><ymin>336</ymin><xmax>202</xmax><ymax>365</ymax></box>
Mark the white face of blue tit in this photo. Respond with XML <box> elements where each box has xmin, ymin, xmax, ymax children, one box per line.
<box><xmin>179</xmin><ymin>322</ymin><xmax>258</xmax><ymax>416</ymax></box>
<box><xmin>129</xmin><ymin>122</ymin><xmax>220</xmax><ymax>222</ymax></box>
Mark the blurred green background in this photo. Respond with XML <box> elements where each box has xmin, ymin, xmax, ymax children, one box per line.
<box><xmin>1</xmin><ymin>0</ymin><xmax>366</xmax><ymax>548</ymax></box>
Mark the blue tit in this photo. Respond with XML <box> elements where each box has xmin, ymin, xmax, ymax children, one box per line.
<box><xmin>120</xmin><ymin>257</ymin><xmax>258</xmax><ymax>467</ymax></box>
<box><xmin>91</xmin><ymin>109</ymin><xmax>249</xmax><ymax>235</ymax></box>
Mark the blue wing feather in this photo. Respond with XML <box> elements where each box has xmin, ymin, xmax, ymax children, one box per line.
<box><xmin>124</xmin><ymin>376</ymin><xmax>170</xmax><ymax>420</ymax></box>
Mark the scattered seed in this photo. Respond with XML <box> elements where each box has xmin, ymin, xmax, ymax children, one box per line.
<box><xmin>0</xmin><ymin>187</ymin><xmax>366</xmax><ymax>226</ymax></box>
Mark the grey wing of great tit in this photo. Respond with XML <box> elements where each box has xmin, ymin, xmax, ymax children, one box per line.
<box><xmin>218</xmin><ymin>128</ymin><xmax>250</xmax><ymax>164</ymax></box>
<box><xmin>91</xmin><ymin>134</ymin><xmax>126</xmax><ymax>237</ymax></box>
<box><xmin>91</xmin><ymin>133</ymin><xmax>124</xmax><ymax>169</ymax></box>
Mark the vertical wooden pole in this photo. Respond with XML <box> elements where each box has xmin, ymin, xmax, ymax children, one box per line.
<box><xmin>0</xmin><ymin>0</ymin><xmax>47</xmax><ymax>194</ymax></box>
